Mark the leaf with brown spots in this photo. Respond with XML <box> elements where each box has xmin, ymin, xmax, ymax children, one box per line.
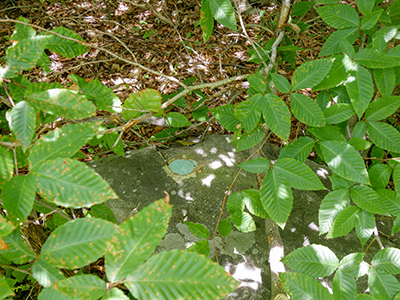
<box><xmin>2</xmin><ymin>174</ymin><xmax>36</xmax><ymax>226</ymax></box>
<box><xmin>105</xmin><ymin>199</ymin><xmax>172</xmax><ymax>283</ymax></box>
<box><xmin>53</xmin><ymin>274</ymin><xmax>105</xmax><ymax>299</ymax></box>
<box><xmin>29</xmin><ymin>122</ymin><xmax>98</xmax><ymax>169</ymax></box>
<box><xmin>125</xmin><ymin>249</ymin><xmax>239</xmax><ymax>300</ymax></box>
<box><xmin>40</xmin><ymin>218</ymin><xmax>117</xmax><ymax>269</ymax></box>
<box><xmin>26</xmin><ymin>89</ymin><xmax>96</xmax><ymax>120</ymax></box>
<box><xmin>0</xmin><ymin>228</ymin><xmax>35</xmax><ymax>264</ymax></box>
<box><xmin>0</xmin><ymin>35</ymin><xmax>51</xmax><ymax>79</ymax></box>
<box><xmin>30</xmin><ymin>158</ymin><xmax>118</xmax><ymax>208</ymax></box>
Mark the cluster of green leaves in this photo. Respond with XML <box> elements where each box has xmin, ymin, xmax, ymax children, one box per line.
<box><xmin>201</xmin><ymin>0</ymin><xmax>400</xmax><ymax>299</ymax></box>
<box><xmin>0</xmin><ymin>18</ymin><xmax>238</xmax><ymax>299</ymax></box>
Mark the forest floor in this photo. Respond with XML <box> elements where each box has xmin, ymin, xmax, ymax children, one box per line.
<box><xmin>0</xmin><ymin>0</ymin><xmax>329</xmax><ymax>156</ymax></box>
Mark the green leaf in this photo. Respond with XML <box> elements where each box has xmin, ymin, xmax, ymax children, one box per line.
<box><xmin>376</xmin><ymin>189</ymin><xmax>400</xmax><ymax>217</ymax></box>
<box><xmin>32</xmin><ymin>259</ymin><xmax>64</xmax><ymax>288</ymax></box>
<box><xmin>218</xmin><ymin>219</ymin><xmax>232</xmax><ymax>238</ymax></box>
<box><xmin>365</xmin><ymin>96</ymin><xmax>400</xmax><ymax>121</ymax></box>
<box><xmin>0</xmin><ymin>36</ymin><xmax>50</xmax><ymax>79</ymax></box>
<box><xmin>393</xmin><ymin>217</ymin><xmax>400</xmax><ymax>235</ymax></box>
<box><xmin>279</xmin><ymin>136</ymin><xmax>315</xmax><ymax>162</ymax></box>
<box><xmin>125</xmin><ymin>249</ymin><xmax>239</xmax><ymax>300</ymax></box>
<box><xmin>165</xmin><ymin>112</ymin><xmax>192</xmax><ymax>127</ymax></box>
<box><xmin>122</xmin><ymin>89</ymin><xmax>161</xmax><ymax>120</ymax></box>
<box><xmin>291</xmin><ymin>58</ymin><xmax>333</xmax><ymax>91</ymax></box>
<box><xmin>26</xmin><ymin>88</ymin><xmax>96</xmax><ymax>119</ymax></box>
<box><xmin>31</xmin><ymin>158</ymin><xmax>117</xmax><ymax>208</ymax></box>
<box><xmin>368</xmin><ymin>164</ymin><xmax>392</xmax><ymax>189</ymax></box>
<box><xmin>0</xmin><ymin>228</ymin><xmax>36</xmax><ymax>264</ymax></box>
<box><xmin>54</xmin><ymin>274</ymin><xmax>106</xmax><ymax>299</ymax></box>
<box><xmin>238</xmin><ymin>157</ymin><xmax>270</xmax><ymax>173</ymax></box>
<box><xmin>339</xmin><ymin>252</ymin><xmax>366</xmax><ymax>276</ymax></box>
<box><xmin>324</xmin><ymin>103</ymin><xmax>355</xmax><ymax>124</ymax></box>
<box><xmin>187</xmin><ymin>240</ymin><xmax>210</xmax><ymax>256</ymax></box>
<box><xmin>316</xmin><ymin>90</ymin><xmax>331</xmax><ymax>111</ymax></box>
<box><xmin>355</xmin><ymin>209</ymin><xmax>375</xmax><ymax>247</ymax></box>
<box><xmin>0</xmin><ymin>275</ymin><xmax>14</xmax><ymax>299</ymax></box>
<box><xmin>353</xmin><ymin>121</ymin><xmax>367</xmax><ymax>138</ymax></box>
<box><xmin>373</xmin><ymin>32</ymin><xmax>387</xmax><ymax>53</ymax></box>
<box><xmin>361</xmin><ymin>10</ymin><xmax>382</xmax><ymax>31</ymax></box>
<box><xmin>248</xmin><ymin>72</ymin><xmax>267</xmax><ymax>94</ymax></box>
<box><xmin>274</xmin><ymin>158</ymin><xmax>326</xmax><ymax>190</ymax></box>
<box><xmin>10</xmin><ymin>17</ymin><xmax>36</xmax><ymax>41</ymax></box>
<box><xmin>40</xmin><ymin>218</ymin><xmax>117</xmax><ymax>269</ymax></box>
<box><xmin>185</xmin><ymin>222</ymin><xmax>210</xmax><ymax>239</ymax></box>
<box><xmin>234</xmin><ymin>94</ymin><xmax>263</xmax><ymax>132</ymax></box>
<box><xmin>357</xmin><ymin>0</ymin><xmax>374</xmax><ymax>15</ymax></box>
<box><xmin>192</xmin><ymin>106</ymin><xmax>208</xmax><ymax>122</ymax></box>
<box><xmin>282</xmin><ymin>244</ymin><xmax>339</xmax><ymax>277</ymax></box>
<box><xmin>340</xmin><ymin>39</ymin><xmax>355</xmax><ymax>58</ymax></box>
<box><xmin>262</xmin><ymin>94</ymin><xmax>291</xmax><ymax>141</ymax></box>
<box><xmin>290</xmin><ymin>93</ymin><xmax>326</xmax><ymax>127</ymax></box>
<box><xmin>260</xmin><ymin>170</ymin><xmax>293</xmax><ymax>229</ymax></box>
<box><xmin>351</xmin><ymin>185</ymin><xmax>389</xmax><ymax>215</ymax></box>
<box><xmin>319</xmin><ymin>140</ymin><xmax>369</xmax><ymax>184</ymax></box>
<box><xmin>348</xmin><ymin>137</ymin><xmax>372</xmax><ymax>151</ymax></box>
<box><xmin>314</xmin><ymin>55</ymin><xmax>351</xmax><ymax>89</ymax></box>
<box><xmin>0</xmin><ymin>215</ymin><xmax>15</xmax><ymax>237</ymax></box>
<box><xmin>29</xmin><ymin>122</ymin><xmax>98</xmax><ymax>169</ymax></box>
<box><xmin>330</xmin><ymin>174</ymin><xmax>355</xmax><ymax>190</ymax></box>
<box><xmin>330</xmin><ymin>85</ymin><xmax>351</xmax><ymax>104</ymax></box>
<box><xmin>291</xmin><ymin>1</ymin><xmax>314</xmax><ymax>17</ymax></box>
<box><xmin>369</xmin><ymin>268</ymin><xmax>400</xmax><ymax>300</ymax></box>
<box><xmin>81</xmin><ymin>79</ymin><xmax>122</xmax><ymax>113</ymax></box>
<box><xmin>316</xmin><ymin>4</ymin><xmax>359</xmax><ymax>29</ymax></box>
<box><xmin>271</xmin><ymin>73</ymin><xmax>290</xmax><ymax>93</ymax></box>
<box><xmin>7</xmin><ymin>101</ymin><xmax>36</xmax><ymax>152</ymax></box>
<box><xmin>38</xmin><ymin>287</ymin><xmax>73</xmax><ymax>300</ymax></box>
<box><xmin>326</xmin><ymin>206</ymin><xmax>359</xmax><ymax>239</ymax></box>
<box><xmin>0</xmin><ymin>147</ymin><xmax>14</xmax><ymax>188</ymax></box>
<box><xmin>367</xmin><ymin>121</ymin><xmax>400</xmax><ymax>153</ymax></box>
<box><xmin>372</xmin><ymin>247</ymin><xmax>400</xmax><ymax>275</ymax></box>
<box><xmin>46</xmin><ymin>26</ymin><xmax>88</xmax><ymax>58</ymax></box>
<box><xmin>2</xmin><ymin>175</ymin><xmax>36</xmax><ymax>225</ymax></box>
<box><xmin>231</xmin><ymin>127</ymin><xmax>265</xmax><ymax>151</ymax></box>
<box><xmin>230</xmin><ymin>211</ymin><xmax>256</xmax><ymax>232</ymax></box>
<box><xmin>333</xmin><ymin>269</ymin><xmax>357</xmax><ymax>300</ymax></box>
<box><xmin>208</xmin><ymin>0</ymin><xmax>237</xmax><ymax>30</ymax></box>
<box><xmin>105</xmin><ymin>199</ymin><xmax>172</xmax><ymax>283</ymax></box>
<box><xmin>210</xmin><ymin>104</ymin><xmax>241</xmax><ymax>132</ymax></box>
<box><xmin>280</xmin><ymin>272</ymin><xmax>332</xmax><ymax>300</ymax></box>
<box><xmin>319</xmin><ymin>189</ymin><xmax>350</xmax><ymax>235</ymax></box>
<box><xmin>346</xmin><ymin>65</ymin><xmax>374</xmax><ymax>118</ymax></box>
<box><xmin>309</xmin><ymin>125</ymin><xmax>346</xmax><ymax>142</ymax></box>
<box><xmin>200</xmin><ymin>0</ymin><xmax>214</xmax><ymax>42</ymax></box>
<box><xmin>242</xmin><ymin>189</ymin><xmax>269</xmax><ymax>219</ymax></box>
<box><xmin>354</xmin><ymin>48</ymin><xmax>400</xmax><ymax>69</ymax></box>
<box><xmin>102</xmin><ymin>288</ymin><xmax>130</xmax><ymax>300</ymax></box>
<box><xmin>226</xmin><ymin>192</ymin><xmax>245</xmax><ymax>214</ymax></box>
<box><xmin>89</xmin><ymin>204</ymin><xmax>117</xmax><ymax>224</ymax></box>
<box><xmin>373</xmin><ymin>68</ymin><xmax>396</xmax><ymax>98</ymax></box>
<box><xmin>395</xmin><ymin>165</ymin><xmax>400</xmax><ymax>198</ymax></box>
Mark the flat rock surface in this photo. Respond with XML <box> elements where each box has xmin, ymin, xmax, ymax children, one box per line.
<box><xmin>88</xmin><ymin>134</ymin><xmax>399</xmax><ymax>299</ymax></box>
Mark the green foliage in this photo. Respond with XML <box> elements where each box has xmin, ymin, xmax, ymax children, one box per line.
<box><xmin>0</xmin><ymin>20</ymin><xmax>238</xmax><ymax>300</ymax></box>
<box><xmin>199</xmin><ymin>0</ymin><xmax>400</xmax><ymax>298</ymax></box>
